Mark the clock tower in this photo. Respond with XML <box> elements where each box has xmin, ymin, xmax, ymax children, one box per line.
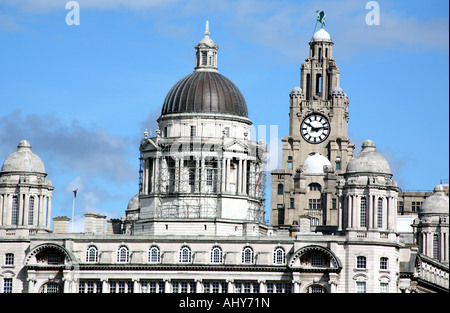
<box><xmin>271</xmin><ymin>24</ymin><xmax>355</xmax><ymax>228</ymax></box>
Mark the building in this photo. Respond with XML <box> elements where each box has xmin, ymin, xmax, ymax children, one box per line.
<box><xmin>0</xmin><ymin>22</ymin><xmax>448</xmax><ymax>294</ymax></box>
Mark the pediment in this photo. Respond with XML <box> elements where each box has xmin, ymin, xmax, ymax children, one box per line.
<box><xmin>224</xmin><ymin>140</ymin><xmax>248</xmax><ymax>152</ymax></box>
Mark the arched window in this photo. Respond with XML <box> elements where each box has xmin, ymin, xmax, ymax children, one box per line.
<box><xmin>277</xmin><ymin>184</ymin><xmax>284</xmax><ymax>195</ymax></box>
<box><xmin>360</xmin><ymin>197</ymin><xmax>367</xmax><ymax>228</ymax></box>
<box><xmin>11</xmin><ymin>196</ymin><xmax>18</xmax><ymax>225</ymax></box>
<box><xmin>28</xmin><ymin>196</ymin><xmax>35</xmax><ymax>225</ymax></box>
<box><xmin>179</xmin><ymin>246</ymin><xmax>191</xmax><ymax>263</ymax></box>
<box><xmin>306</xmin><ymin>284</ymin><xmax>327</xmax><ymax>293</ymax></box>
<box><xmin>210</xmin><ymin>246</ymin><xmax>223</xmax><ymax>264</ymax></box>
<box><xmin>309</xmin><ymin>183</ymin><xmax>321</xmax><ymax>191</ymax></box>
<box><xmin>377</xmin><ymin>198</ymin><xmax>383</xmax><ymax>228</ymax></box>
<box><xmin>242</xmin><ymin>246</ymin><xmax>254</xmax><ymax>264</ymax></box>
<box><xmin>273</xmin><ymin>247</ymin><xmax>286</xmax><ymax>265</ymax></box>
<box><xmin>117</xmin><ymin>246</ymin><xmax>129</xmax><ymax>263</ymax></box>
<box><xmin>148</xmin><ymin>246</ymin><xmax>160</xmax><ymax>263</ymax></box>
<box><xmin>85</xmin><ymin>245</ymin><xmax>98</xmax><ymax>263</ymax></box>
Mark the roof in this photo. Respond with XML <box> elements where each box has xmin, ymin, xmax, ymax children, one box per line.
<box><xmin>1</xmin><ymin>140</ymin><xmax>46</xmax><ymax>174</ymax></box>
<box><xmin>161</xmin><ymin>71</ymin><xmax>248</xmax><ymax>118</ymax></box>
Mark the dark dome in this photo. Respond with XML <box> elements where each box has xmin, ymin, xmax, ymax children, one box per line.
<box><xmin>161</xmin><ymin>71</ymin><xmax>248</xmax><ymax>118</ymax></box>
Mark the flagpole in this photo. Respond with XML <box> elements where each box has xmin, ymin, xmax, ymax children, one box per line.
<box><xmin>72</xmin><ymin>193</ymin><xmax>75</xmax><ymax>232</ymax></box>
<box><xmin>72</xmin><ymin>189</ymin><xmax>77</xmax><ymax>232</ymax></box>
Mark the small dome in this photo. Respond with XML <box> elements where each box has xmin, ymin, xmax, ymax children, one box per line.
<box><xmin>1</xmin><ymin>140</ymin><xmax>46</xmax><ymax>174</ymax></box>
<box><xmin>312</xmin><ymin>28</ymin><xmax>331</xmax><ymax>42</ymax></box>
<box><xmin>290</xmin><ymin>86</ymin><xmax>304</xmax><ymax>96</ymax></box>
<box><xmin>161</xmin><ymin>71</ymin><xmax>248</xmax><ymax>118</ymax></box>
<box><xmin>303</xmin><ymin>153</ymin><xmax>332</xmax><ymax>174</ymax></box>
<box><xmin>420</xmin><ymin>185</ymin><xmax>449</xmax><ymax>215</ymax></box>
<box><xmin>346</xmin><ymin>140</ymin><xmax>391</xmax><ymax>175</ymax></box>
<box><xmin>127</xmin><ymin>194</ymin><xmax>139</xmax><ymax>211</ymax></box>
<box><xmin>331</xmin><ymin>86</ymin><xmax>345</xmax><ymax>95</ymax></box>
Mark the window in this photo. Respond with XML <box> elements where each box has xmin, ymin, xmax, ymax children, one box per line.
<box><xmin>290</xmin><ymin>198</ymin><xmax>295</xmax><ymax>209</ymax></box>
<box><xmin>377</xmin><ymin>198</ymin><xmax>383</xmax><ymax>228</ymax></box>
<box><xmin>412</xmin><ymin>201</ymin><xmax>422</xmax><ymax>212</ymax></box>
<box><xmin>189</xmin><ymin>168</ymin><xmax>195</xmax><ymax>186</ymax></box>
<box><xmin>380</xmin><ymin>257</ymin><xmax>388</xmax><ymax>270</ymax></box>
<box><xmin>210</xmin><ymin>246</ymin><xmax>223</xmax><ymax>264</ymax></box>
<box><xmin>190</xmin><ymin>125</ymin><xmax>196</xmax><ymax>137</ymax></box>
<box><xmin>86</xmin><ymin>245</ymin><xmax>98</xmax><ymax>263</ymax></box>
<box><xmin>273</xmin><ymin>247</ymin><xmax>286</xmax><ymax>265</ymax></box>
<box><xmin>307</xmin><ymin>285</ymin><xmax>326</xmax><ymax>293</ymax></box>
<box><xmin>148</xmin><ymin>246</ymin><xmax>160</xmax><ymax>263</ymax></box>
<box><xmin>311</xmin><ymin>254</ymin><xmax>323</xmax><ymax>267</ymax></box>
<box><xmin>356</xmin><ymin>281</ymin><xmax>366</xmax><ymax>293</ymax></box>
<box><xmin>277</xmin><ymin>184</ymin><xmax>284</xmax><ymax>195</ymax></box>
<box><xmin>5</xmin><ymin>253</ymin><xmax>14</xmax><ymax>266</ymax></box>
<box><xmin>242</xmin><ymin>246</ymin><xmax>254</xmax><ymax>264</ymax></box>
<box><xmin>3</xmin><ymin>278</ymin><xmax>12</xmax><ymax>293</ymax></box>
<box><xmin>11</xmin><ymin>196</ymin><xmax>18</xmax><ymax>225</ymax></box>
<box><xmin>201</xmin><ymin>51</ymin><xmax>207</xmax><ymax>66</ymax></box>
<box><xmin>332</xmin><ymin>198</ymin><xmax>337</xmax><ymax>209</ymax></box>
<box><xmin>380</xmin><ymin>282</ymin><xmax>388</xmax><ymax>293</ymax></box>
<box><xmin>309</xmin><ymin>199</ymin><xmax>321</xmax><ymax>210</ymax></box>
<box><xmin>335</xmin><ymin>157</ymin><xmax>341</xmax><ymax>170</ymax></box>
<box><xmin>28</xmin><ymin>196</ymin><xmax>35</xmax><ymax>225</ymax></box>
<box><xmin>117</xmin><ymin>246</ymin><xmax>129</xmax><ymax>263</ymax></box>
<box><xmin>287</xmin><ymin>156</ymin><xmax>293</xmax><ymax>169</ymax></box>
<box><xmin>309</xmin><ymin>183</ymin><xmax>321</xmax><ymax>191</ymax></box>
<box><xmin>433</xmin><ymin>234</ymin><xmax>440</xmax><ymax>259</ymax></box>
<box><xmin>310</xmin><ymin>218</ymin><xmax>319</xmax><ymax>226</ymax></box>
<box><xmin>360</xmin><ymin>197</ymin><xmax>367</xmax><ymax>228</ymax></box>
<box><xmin>179</xmin><ymin>246</ymin><xmax>191</xmax><ymax>263</ymax></box>
<box><xmin>398</xmin><ymin>201</ymin><xmax>404</xmax><ymax>214</ymax></box>
<box><xmin>40</xmin><ymin>282</ymin><xmax>60</xmax><ymax>293</ymax></box>
<box><xmin>223</xmin><ymin>127</ymin><xmax>230</xmax><ymax>137</ymax></box>
<box><xmin>357</xmin><ymin>256</ymin><xmax>366</xmax><ymax>269</ymax></box>
<box><xmin>207</xmin><ymin>169</ymin><xmax>213</xmax><ymax>186</ymax></box>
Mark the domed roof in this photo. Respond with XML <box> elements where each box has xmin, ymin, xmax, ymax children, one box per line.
<box><xmin>290</xmin><ymin>86</ymin><xmax>304</xmax><ymax>96</ymax></box>
<box><xmin>161</xmin><ymin>71</ymin><xmax>248</xmax><ymax>118</ymax></box>
<box><xmin>1</xmin><ymin>140</ymin><xmax>46</xmax><ymax>174</ymax></box>
<box><xmin>346</xmin><ymin>140</ymin><xmax>391</xmax><ymax>175</ymax></box>
<box><xmin>127</xmin><ymin>194</ymin><xmax>139</xmax><ymax>211</ymax></box>
<box><xmin>420</xmin><ymin>185</ymin><xmax>449</xmax><ymax>215</ymax></box>
<box><xmin>312</xmin><ymin>28</ymin><xmax>331</xmax><ymax>42</ymax></box>
<box><xmin>303</xmin><ymin>153</ymin><xmax>332</xmax><ymax>174</ymax></box>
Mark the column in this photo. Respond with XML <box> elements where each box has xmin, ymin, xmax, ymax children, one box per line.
<box><xmin>133</xmin><ymin>279</ymin><xmax>139</xmax><ymax>293</ymax></box>
<box><xmin>221</xmin><ymin>158</ymin><xmax>226</xmax><ymax>193</ymax></box>
<box><xmin>195</xmin><ymin>158</ymin><xmax>200</xmax><ymax>193</ymax></box>
<box><xmin>196</xmin><ymin>279</ymin><xmax>202</xmax><ymax>293</ymax></box>
<box><xmin>293</xmin><ymin>280</ymin><xmax>301</xmax><ymax>293</ymax></box>
<box><xmin>102</xmin><ymin>279</ymin><xmax>108</xmax><ymax>293</ymax></box>
<box><xmin>237</xmin><ymin>159</ymin><xmax>242</xmax><ymax>194</ymax></box>
<box><xmin>368</xmin><ymin>193</ymin><xmax>373</xmax><ymax>229</ymax></box>
<box><xmin>227</xmin><ymin>280</ymin><xmax>234</xmax><ymax>293</ymax></box>
<box><xmin>243</xmin><ymin>159</ymin><xmax>248</xmax><ymax>195</ymax></box>
<box><xmin>143</xmin><ymin>159</ymin><xmax>148</xmax><ymax>194</ymax></box>
<box><xmin>18</xmin><ymin>192</ymin><xmax>23</xmax><ymax>226</ymax></box>
<box><xmin>259</xmin><ymin>280</ymin><xmax>265</xmax><ymax>293</ymax></box>
<box><xmin>154</xmin><ymin>157</ymin><xmax>160</xmax><ymax>193</ymax></box>
<box><xmin>23</xmin><ymin>194</ymin><xmax>29</xmax><ymax>226</ymax></box>
<box><xmin>46</xmin><ymin>196</ymin><xmax>52</xmax><ymax>228</ymax></box>
<box><xmin>338</xmin><ymin>195</ymin><xmax>343</xmax><ymax>231</ymax></box>
<box><xmin>164</xmin><ymin>279</ymin><xmax>171</xmax><ymax>293</ymax></box>
<box><xmin>0</xmin><ymin>194</ymin><xmax>3</xmax><ymax>225</ymax></box>
<box><xmin>226</xmin><ymin>158</ymin><xmax>231</xmax><ymax>193</ymax></box>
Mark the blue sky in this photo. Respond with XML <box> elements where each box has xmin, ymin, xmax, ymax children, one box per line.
<box><xmin>0</xmin><ymin>0</ymin><xmax>448</xmax><ymax>230</ymax></box>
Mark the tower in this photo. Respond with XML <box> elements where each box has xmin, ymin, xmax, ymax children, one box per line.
<box><xmin>271</xmin><ymin>25</ymin><xmax>355</xmax><ymax>228</ymax></box>
<box><xmin>0</xmin><ymin>140</ymin><xmax>54</xmax><ymax>234</ymax></box>
<box><xmin>125</xmin><ymin>22</ymin><xmax>267</xmax><ymax>236</ymax></box>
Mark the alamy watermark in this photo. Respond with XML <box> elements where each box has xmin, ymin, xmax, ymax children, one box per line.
<box><xmin>66</xmin><ymin>1</ymin><xmax>80</xmax><ymax>26</ymax></box>
<box><xmin>366</xmin><ymin>1</ymin><xmax>380</xmax><ymax>26</ymax></box>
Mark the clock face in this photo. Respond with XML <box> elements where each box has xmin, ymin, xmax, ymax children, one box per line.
<box><xmin>300</xmin><ymin>114</ymin><xmax>330</xmax><ymax>144</ymax></box>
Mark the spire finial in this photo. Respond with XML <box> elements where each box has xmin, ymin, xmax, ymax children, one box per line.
<box><xmin>205</xmin><ymin>20</ymin><xmax>210</xmax><ymax>36</ymax></box>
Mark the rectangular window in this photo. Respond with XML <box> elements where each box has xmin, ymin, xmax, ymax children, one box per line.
<box><xmin>311</xmin><ymin>254</ymin><xmax>323</xmax><ymax>267</ymax></box>
<box><xmin>3</xmin><ymin>278</ymin><xmax>12</xmax><ymax>293</ymax></box>
<box><xmin>207</xmin><ymin>169</ymin><xmax>213</xmax><ymax>186</ymax></box>
<box><xmin>356</xmin><ymin>282</ymin><xmax>366</xmax><ymax>293</ymax></box>
<box><xmin>266</xmin><ymin>283</ymin><xmax>274</xmax><ymax>293</ymax></box>
<box><xmin>109</xmin><ymin>281</ymin><xmax>116</xmax><ymax>293</ymax></box>
<box><xmin>377</xmin><ymin>198</ymin><xmax>383</xmax><ymax>228</ymax></box>
<box><xmin>86</xmin><ymin>281</ymin><xmax>95</xmax><ymax>293</ymax></box>
<box><xmin>5</xmin><ymin>253</ymin><xmax>14</xmax><ymax>266</ymax></box>
<box><xmin>433</xmin><ymin>234</ymin><xmax>440</xmax><ymax>259</ymax></box>
<box><xmin>223</xmin><ymin>127</ymin><xmax>230</xmax><ymax>137</ymax></box>
<box><xmin>309</xmin><ymin>199</ymin><xmax>321</xmax><ymax>210</ymax></box>
<box><xmin>332</xmin><ymin>198</ymin><xmax>337</xmax><ymax>209</ymax></box>
<box><xmin>202</xmin><ymin>51</ymin><xmax>207</xmax><ymax>66</ymax></box>
<box><xmin>398</xmin><ymin>201</ymin><xmax>404</xmax><ymax>214</ymax></box>
<box><xmin>380</xmin><ymin>257</ymin><xmax>388</xmax><ymax>270</ymax></box>
<box><xmin>189</xmin><ymin>168</ymin><xmax>195</xmax><ymax>186</ymax></box>
<box><xmin>360</xmin><ymin>198</ymin><xmax>367</xmax><ymax>228</ymax></box>
<box><xmin>180</xmin><ymin>281</ymin><xmax>188</xmax><ymax>293</ymax></box>
<box><xmin>118</xmin><ymin>281</ymin><xmax>126</xmax><ymax>293</ymax></box>
<box><xmin>357</xmin><ymin>256</ymin><xmax>366</xmax><ymax>269</ymax></box>
<box><xmin>290</xmin><ymin>198</ymin><xmax>295</xmax><ymax>209</ymax></box>
<box><xmin>11</xmin><ymin>196</ymin><xmax>18</xmax><ymax>225</ymax></box>
<box><xmin>412</xmin><ymin>201</ymin><xmax>422</xmax><ymax>212</ymax></box>
<box><xmin>28</xmin><ymin>196</ymin><xmax>35</xmax><ymax>225</ymax></box>
<box><xmin>380</xmin><ymin>283</ymin><xmax>388</xmax><ymax>293</ymax></box>
<box><xmin>190</xmin><ymin>125</ymin><xmax>196</xmax><ymax>137</ymax></box>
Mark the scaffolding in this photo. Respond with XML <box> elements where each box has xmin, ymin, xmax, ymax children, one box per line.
<box><xmin>139</xmin><ymin>135</ymin><xmax>267</xmax><ymax>222</ymax></box>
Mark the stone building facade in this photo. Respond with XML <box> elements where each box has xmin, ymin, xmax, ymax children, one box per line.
<box><xmin>0</xmin><ymin>23</ymin><xmax>448</xmax><ymax>294</ymax></box>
